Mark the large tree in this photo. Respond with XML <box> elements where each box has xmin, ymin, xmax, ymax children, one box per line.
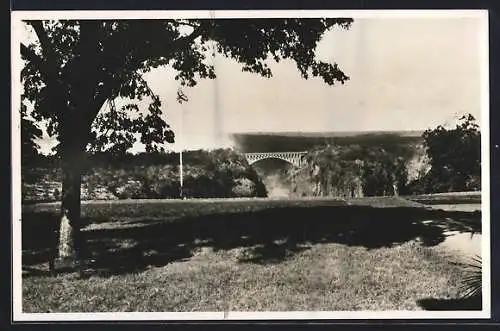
<box><xmin>20</xmin><ymin>18</ymin><xmax>353</xmax><ymax>269</ymax></box>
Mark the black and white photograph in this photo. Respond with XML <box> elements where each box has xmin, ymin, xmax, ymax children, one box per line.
<box><xmin>11</xmin><ymin>10</ymin><xmax>490</xmax><ymax>320</ymax></box>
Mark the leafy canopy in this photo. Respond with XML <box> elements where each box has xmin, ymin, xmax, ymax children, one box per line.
<box><xmin>422</xmin><ymin>113</ymin><xmax>481</xmax><ymax>191</ymax></box>
<box><xmin>21</xmin><ymin>102</ymin><xmax>43</xmax><ymax>161</ymax></box>
<box><xmin>21</xmin><ymin>18</ymin><xmax>353</xmax><ymax>155</ymax></box>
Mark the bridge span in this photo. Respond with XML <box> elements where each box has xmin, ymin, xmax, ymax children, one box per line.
<box><xmin>244</xmin><ymin>151</ymin><xmax>307</xmax><ymax>167</ymax></box>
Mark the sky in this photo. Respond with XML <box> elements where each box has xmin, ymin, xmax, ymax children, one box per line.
<box><xmin>27</xmin><ymin>15</ymin><xmax>486</xmax><ymax>153</ymax></box>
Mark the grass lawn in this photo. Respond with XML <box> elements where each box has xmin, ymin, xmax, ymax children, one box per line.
<box><xmin>405</xmin><ymin>191</ymin><xmax>481</xmax><ymax>206</ymax></box>
<box><xmin>21</xmin><ymin>198</ymin><xmax>482</xmax><ymax>312</ymax></box>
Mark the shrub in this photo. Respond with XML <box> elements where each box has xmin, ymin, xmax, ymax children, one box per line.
<box><xmin>232</xmin><ymin>178</ymin><xmax>257</xmax><ymax>197</ymax></box>
<box><xmin>183</xmin><ymin>174</ymin><xmax>222</xmax><ymax>198</ymax></box>
<box><xmin>113</xmin><ymin>180</ymin><xmax>147</xmax><ymax>199</ymax></box>
<box><xmin>460</xmin><ymin>255</ymin><xmax>481</xmax><ymax>300</ymax></box>
<box><xmin>466</xmin><ymin>175</ymin><xmax>481</xmax><ymax>191</ymax></box>
<box><xmin>149</xmin><ymin>177</ymin><xmax>180</xmax><ymax>198</ymax></box>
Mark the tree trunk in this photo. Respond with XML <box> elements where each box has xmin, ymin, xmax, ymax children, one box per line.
<box><xmin>393</xmin><ymin>182</ymin><xmax>399</xmax><ymax>197</ymax></box>
<box><xmin>58</xmin><ymin>151</ymin><xmax>83</xmax><ymax>261</ymax></box>
<box><xmin>52</xmin><ymin>116</ymin><xmax>87</xmax><ymax>270</ymax></box>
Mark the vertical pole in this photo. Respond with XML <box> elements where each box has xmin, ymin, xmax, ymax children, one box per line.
<box><xmin>179</xmin><ymin>149</ymin><xmax>183</xmax><ymax>198</ymax></box>
<box><xmin>179</xmin><ymin>102</ymin><xmax>184</xmax><ymax>199</ymax></box>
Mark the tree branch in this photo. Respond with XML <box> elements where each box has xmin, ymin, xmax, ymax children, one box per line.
<box><xmin>23</xmin><ymin>22</ymin><xmax>62</xmax><ymax>88</ymax></box>
<box><xmin>100</xmin><ymin>100</ymin><xmax>115</xmax><ymax>138</ymax></box>
<box><xmin>85</xmin><ymin>22</ymin><xmax>209</xmax><ymax>130</ymax></box>
<box><xmin>21</xmin><ymin>43</ymin><xmax>65</xmax><ymax>119</ymax></box>
<box><xmin>86</xmin><ymin>83</ymin><xmax>117</xmax><ymax>129</ymax></box>
<box><xmin>20</xmin><ymin>43</ymin><xmax>42</xmax><ymax>65</ymax></box>
<box><xmin>27</xmin><ymin>21</ymin><xmax>57</xmax><ymax>69</ymax></box>
<box><xmin>137</xmin><ymin>23</ymin><xmax>208</xmax><ymax>66</ymax></box>
<box><xmin>65</xmin><ymin>21</ymin><xmax>103</xmax><ymax>106</ymax></box>
<box><xmin>176</xmin><ymin>20</ymin><xmax>200</xmax><ymax>28</ymax></box>
<box><xmin>171</xmin><ymin>24</ymin><xmax>206</xmax><ymax>53</ymax></box>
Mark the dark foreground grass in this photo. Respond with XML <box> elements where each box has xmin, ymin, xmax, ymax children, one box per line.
<box><xmin>21</xmin><ymin>198</ymin><xmax>481</xmax><ymax>312</ymax></box>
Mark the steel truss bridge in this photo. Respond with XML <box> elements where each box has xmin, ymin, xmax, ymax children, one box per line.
<box><xmin>244</xmin><ymin>151</ymin><xmax>307</xmax><ymax>167</ymax></box>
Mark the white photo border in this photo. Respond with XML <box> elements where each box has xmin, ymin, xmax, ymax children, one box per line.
<box><xmin>11</xmin><ymin>9</ymin><xmax>491</xmax><ymax>321</ymax></box>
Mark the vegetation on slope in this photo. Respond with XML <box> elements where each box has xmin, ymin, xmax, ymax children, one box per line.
<box><xmin>22</xmin><ymin>149</ymin><xmax>267</xmax><ymax>202</ymax></box>
<box><xmin>284</xmin><ymin>114</ymin><xmax>481</xmax><ymax>198</ymax></box>
<box><xmin>287</xmin><ymin>143</ymin><xmax>419</xmax><ymax>198</ymax></box>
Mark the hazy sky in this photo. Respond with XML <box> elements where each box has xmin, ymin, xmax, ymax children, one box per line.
<box><xmin>28</xmin><ymin>15</ymin><xmax>486</xmax><ymax>153</ymax></box>
<box><xmin>144</xmin><ymin>16</ymin><xmax>484</xmax><ymax>151</ymax></box>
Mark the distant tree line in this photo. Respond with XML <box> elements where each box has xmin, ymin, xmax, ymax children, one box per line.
<box><xmin>232</xmin><ymin>132</ymin><xmax>423</xmax><ymax>153</ymax></box>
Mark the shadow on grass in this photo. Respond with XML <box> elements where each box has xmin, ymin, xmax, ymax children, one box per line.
<box><xmin>417</xmin><ymin>296</ymin><xmax>482</xmax><ymax>310</ymax></box>
<box><xmin>21</xmin><ymin>203</ymin><xmax>481</xmax><ymax>277</ymax></box>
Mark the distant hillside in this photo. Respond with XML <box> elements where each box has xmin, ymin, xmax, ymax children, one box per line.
<box><xmin>233</xmin><ymin>130</ymin><xmax>424</xmax><ymax>138</ymax></box>
<box><xmin>230</xmin><ymin>131</ymin><xmax>424</xmax><ymax>153</ymax></box>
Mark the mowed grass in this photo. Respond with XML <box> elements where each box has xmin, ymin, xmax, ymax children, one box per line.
<box><xmin>21</xmin><ymin>198</ymin><xmax>481</xmax><ymax>312</ymax></box>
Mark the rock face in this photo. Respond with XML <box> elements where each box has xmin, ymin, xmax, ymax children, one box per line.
<box><xmin>287</xmin><ymin>142</ymin><xmax>430</xmax><ymax>199</ymax></box>
<box><xmin>23</xmin><ymin>181</ymin><xmax>118</xmax><ymax>202</ymax></box>
<box><xmin>23</xmin><ymin>181</ymin><xmax>62</xmax><ymax>202</ymax></box>
<box><xmin>406</xmin><ymin>144</ymin><xmax>431</xmax><ymax>182</ymax></box>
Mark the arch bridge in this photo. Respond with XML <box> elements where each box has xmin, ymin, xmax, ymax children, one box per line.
<box><xmin>244</xmin><ymin>151</ymin><xmax>307</xmax><ymax>167</ymax></box>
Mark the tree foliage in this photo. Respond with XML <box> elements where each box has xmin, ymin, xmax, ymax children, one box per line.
<box><xmin>21</xmin><ymin>18</ymin><xmax>353</xmax><ymax>154</ymax></box>
<box><xmin>21</xmin><ymin>103</ymin><xmax>43</xmax><ymax>162</ymax></box>
<box><xmin>417</xmin><ymin>114</ymin><xmax>481</xmax><ymax>193</ymax></box>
